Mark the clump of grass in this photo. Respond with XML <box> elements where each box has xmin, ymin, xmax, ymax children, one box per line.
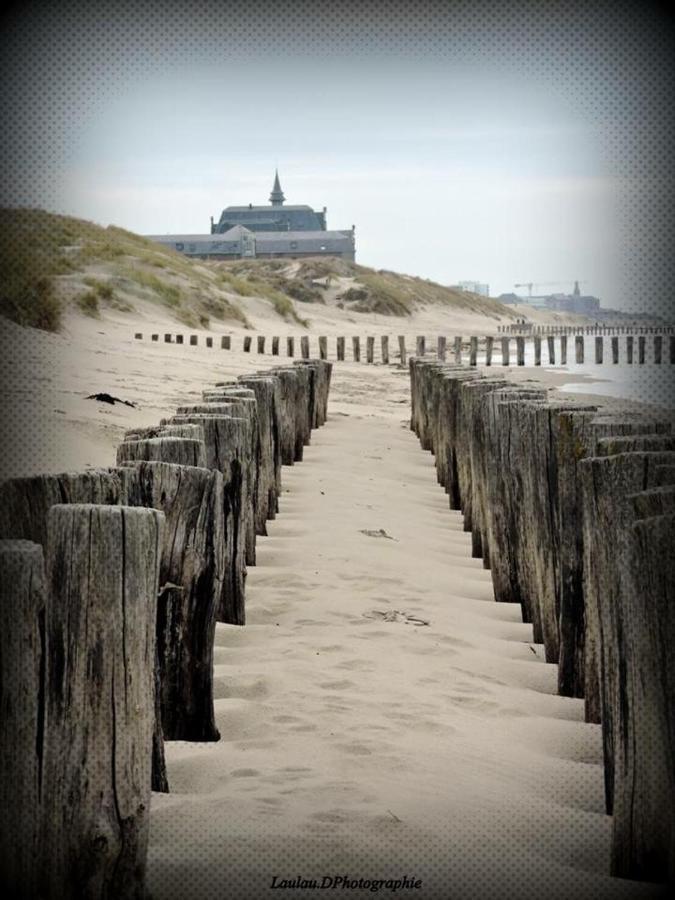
<box><xmin>120</xmin><ymin>266</ymin><xmax>183</xmax><ymax>307</ymax></box>
<box><xmin>76</xmin><ymin>290</ymin><xmax>100</xmax><ymax>317</ymax></box>
<box><xmin>0</xmin><ymin>275</ymin><xmax>63</xmax><ymax>331</ymax></box>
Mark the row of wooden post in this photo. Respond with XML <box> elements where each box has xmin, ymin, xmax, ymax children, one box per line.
<box><xmin>134</xmin><ymin>332</ymin><xmax>675</xmax><ymax>365</ymax></box>
<box><xmin>0</xmin><ymin>359</ymin><xmax>333</xmax><ymax>898</ymax></box>
<box><xmin>497</xmin><ymin>323</ymin><xmax>674</xmax><ymax>335</ymax></box>
<box><xmin>409</xmin><ymin>358</ymin><xmax>675</xmax><ymax>885</ymax></box>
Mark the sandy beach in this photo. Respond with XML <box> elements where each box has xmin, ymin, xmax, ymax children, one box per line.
<box><xmin>0</xmin><ymin>303</ymin><xmax>668</xmax><ymax>900</ymax></box>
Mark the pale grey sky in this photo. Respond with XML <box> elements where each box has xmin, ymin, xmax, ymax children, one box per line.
<box><xmin>2</xmin><ymin>1</ymin><xmax>673</xmax><ymax>314</ymax></box>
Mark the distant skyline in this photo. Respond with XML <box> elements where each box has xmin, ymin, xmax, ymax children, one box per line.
<box><xmin>2</xmin><ymin>1</ymin><xmax>674</xmax><ymax>314</ymax></box>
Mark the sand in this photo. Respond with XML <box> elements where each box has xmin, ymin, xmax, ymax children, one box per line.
<box><xmin>0</xmin><ymin>301</ymin><xmax>664</xmax><ymax>899</ymax></box>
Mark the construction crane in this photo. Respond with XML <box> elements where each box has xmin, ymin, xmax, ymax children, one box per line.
<box><xmin>514</xmin><ymin>280</ymin><xmax>586</xmax><ymax>299</ymax></box>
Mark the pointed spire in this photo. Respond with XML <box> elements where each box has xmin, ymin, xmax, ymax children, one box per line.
<box><xmin>573</xmin><ymin>280</ymin><xmax>580</xmax><ymax>296</ymax></box>
<box><xmin>269</xmin><ymin>169</ymin><xmax>285</xmax><ymax>206</ymax></box>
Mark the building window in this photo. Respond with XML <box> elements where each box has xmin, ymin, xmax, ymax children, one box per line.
<box><xmin>290</xmin><ymin>241</ymin><xmax>298</xmax><ymax>250</ymax></box>
<box><xmin>176</xmin><ymin>242</ymin><xmax>184</xmax><ymax>251</ymax></box>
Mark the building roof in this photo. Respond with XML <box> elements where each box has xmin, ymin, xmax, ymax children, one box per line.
<box><xmin>222</xmin><ymin>205</ymin><xmax>317</xmax><ymax>213</ymax></box>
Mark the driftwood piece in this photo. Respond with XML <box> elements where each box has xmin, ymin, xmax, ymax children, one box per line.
<box><xmin>124</xmin><ymin>462</ymin><xmax>225</xmax><ymax>742</ymax></box>
<box><xmin>40</xmin><ymin>504</ymin><xmax>163</xmax><ymax>900</ymax></box>
<box><xmin>0</xmin><ymin>540</ymin><xmax>47</xmax><ymax>898</ymax></box>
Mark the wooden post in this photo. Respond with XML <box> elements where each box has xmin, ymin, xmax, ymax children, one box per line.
<box><xmin>469</xmin><ymin>336</ymin><xmax>478</xmax><ymax>366</ymax></box>
<box><xmin>627</xmin><ymin>336</ymin><xmax>634</xmax><ymax>364</ymax></box>
<box><xmin>501</xmin><ymin>337</ymin><xmax>510</xmax><ymax>366</ymax></box>
<box><xmin>151</xmin><ymin>334</ymin><xmax>159</xmax><ymax>342</ymax></box>
<box><xmin>337</xmin><ymin>336</ymin><xmax>345</xmax><ymax>361</ymax></box>
<box><xmin>124</xmin><ymin>462</ymin><xmax>225</xmax><ymax>743</ymax></box>
<box><xmin>547</xmin><ymin>335</ymin><xmax>555</xmax><ymax>365</ymax></box>
<box><xmin>416</xmin><ymin>335</ymin><xmax>425</xmax><ymax>357</ymax></box>
<box><xmin>287</xmin><ymin>336</ymin><xmax>295</xmax><ymax>357</ymax></box>
<box><xmin>257</xmin><ymin>335</ymin><xmax>265</xmax><ymax>354</ymax></box>
<box><xmin>454</xmin><ymin>336</ymin><xmax>462</xmax><ymax>364</ymax></box>
<box><xmin>176</xmin><ymin>334</ymin><xmax>184</xmax><ymax>345</ymax></box>
<box><xmin>485</xmin><ymin>336</ymin><xmax>493</xmax><ymax>366</ymax></box>
<box><xmin>398</xmin><ymin>335</ymin><xmax>406</xmax><ymax>365</ymax></box>
<box><xmin>654</xmin><ymin>335</ymin><xmax>662</xmax><ymax>364</ymax></box>
<box><xmin>300</xmin><ymin>335</ymin><xmax>310</xmax><ymax>359</ymax></box>
<box><xmin>271</xmin><ymin>336</ymin><xmax>279</xmax><ymax>355</ymax></box>
<box><xmin>516</xmin><ymin>336</ymin><xmax>525</xmax><ymax>366</ymax></box>
<box><xmin>116</xmin><ymin>437</ymin><xmax>206</xmax><ymax>469</ymax></box>
<box><xmin>533</xmin><ymin>336</ymin><xmax>542</xmax><ymax>366</ymax></box>
<box><xmin>221</xmin><ymin>335</ymin><xmax>231</xmax><ymax>350</ymax></box>
<box><xmin>0</xmin><ymin>540</ymin><xmax>47</xmax><ymax>898</ymax></box>
<box><xmin>595</xmin><ymin>336</ymin><xmax>603</xmax><ymax>364</ymax></box>
<box><xmin>575</xmin><ymin>335</ymin><xmax>584</xmax><ymax>363</ymax></box>
<box><xmin>165</xmin><ymin>333</ymin><xmax>173</xmax><ymax>343</ymax></box>
<box><xmin>205</xmin><ymin>336</ymin><xmax>213</xmax><ymax>348</ymax></box>
<box><xmin>381</xmin><ymin>335</ymin><xmax>389</xmax><ymax>364</ymax></box>
<box><xmin>366</xmin><ymin>336</ymin><xmax>375</xmax><ymax>363</ymax></box>
<box><xmin>437</xmin><ymin>335</ymin><xmax>446</xmax><ymax>361</ymax></box>
<box><xmin>134</xmin><ymin>332</ymin><xmax>143</xmax><ymax>340</ymax></box>
<box><xmin>611</xmin><ymin>336</ymin><xmax>619</xmax><ymax>364</ymax></box>
<box><xmin>560</xmin><ymin>337</ymin><xmax>567</xmax><ymax>365</ymax></box>
<box><xmin>638</xmin><ymin>335</ymin><xmax>646</xmax><ymax>364</ymax></box>
<box><xmin>352</xmin><ymin>336</ymin><xmax>361</xmax><ymax>362</ymax></box>
<box><xmin>243</xmin><ymin>335</ymin><xmax>252</xmax><ymax>352</ymax></box>
<box><xmin>41</xmin><ymin>504</ymin><xmax>163</xmax><ymax>900</ymax></box>
<box><xmin>319</xmin><ymin>336</ymin><xmax>328</xmax><ymax>360</ymax></box>
<box><xmin>670</xmin><ymin>335</ymin><xmax>675</xmax><ymax>364</ymax></box>
<box><xmin>189</xmin><ymin>335</ymin><xmax>197</xmax><ymax>346</ymax></box>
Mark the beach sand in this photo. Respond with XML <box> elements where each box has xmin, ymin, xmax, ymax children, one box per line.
<box><xmin>0</xmin><ymin>303</ymin><xmax>664</xmax><ymax>899</ymax></box>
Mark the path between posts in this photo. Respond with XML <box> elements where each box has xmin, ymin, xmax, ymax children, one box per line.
<box><xmin>146</xmin><ymin>367</ymin><xmax>658</xmax><ymax>900</ymax></box>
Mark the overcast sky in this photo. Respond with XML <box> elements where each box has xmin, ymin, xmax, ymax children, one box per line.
<box><xmin>2</xmin><ymin>1</ymin><xmax>673</xmax><ymax>313</ymax></box>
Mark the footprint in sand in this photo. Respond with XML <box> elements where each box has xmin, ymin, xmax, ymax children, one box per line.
<box><xmin>231</xmin><ymin>768</ymin><xmax>260</xmax><ymax>778</ymax></box>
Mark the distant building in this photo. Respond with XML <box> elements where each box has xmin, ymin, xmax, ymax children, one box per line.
<box><xmin>146</xmin><ymin>170</ymin><xmax>355</xmax><ymax>261</ymax></box>
<box><xmin>498</xmin><ymin>281</ymin><xmax>601</xmax><ymax>314</ymax></box>
<box><xmin>455</xmin><ymin>280</ymin><xmax>490</xmax><ymax>297</ymax></box>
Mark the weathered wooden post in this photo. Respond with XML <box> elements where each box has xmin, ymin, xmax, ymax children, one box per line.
<box><xmin>560</xmin><ymin>336</ymin><xmax>567</xmax><ymax>365</ymax></box>
<box><xmin>151</xmin><ymin>334</ymin><xmax>159</xmax><ymax>342</ymax></box>
<box><xmin>337</xmin><ymin>336</ymin><xmax>345</xmax><ymax>361</ymax></box>
<box><xmin>638</xmin><ymin>335</ymin><xmax>646</xmax><ymax>364</ymax></box>
<box><xmin>485</xmin><ymin>336</ymin><xmax>494</xmax><ymax>366</ymax></box>
<box><xmin>454</xmin><ymin>336</ymin><xmax>462</xmax><ymax>364</ymax></box>
<box><xmin>257</xmin><ymin>335</ymin><xmax>265</xmax><ymax>354</ymax></box>
<box><xmin>205</xmin><ymin>336</ymin><xmax>213</xmax><ymax>348</ymax></box>
<box><xmin>0</xmin><ymin>540</ymin><xmax>47</xmax><ymax>898</ymax></box>
<box><xmin>116</xmin><ymin>437</ymin><xmax>206</xmax><ymax>468</ymax></box>
<box><xmin>469</xmin><ymin>336</ymin><xmax>478</xmax><ymax>366</ymax></box>
<box><xmin>271</xmin><ymin>336</ymin><xmax>279</xmax><ymax>355</ymax></box>
<box><xmin>366</xmin><ymin>336</ymin><xmax>375</xmax><ymax>363</ymax></box>
<box><xmin>595</xmin><ymin>336</ymin><xmax>603</xmax><ymax>364</ymax></box>
<box><xmin>516</xmin><ymin>336</ymin><xmax>525</xmax><ymax>366</ymax></box>
<box><xmin>301</xmin><ymin>335</ymin><xmax>310</xmax><ymax>359</ymax></box>
<box><xmin>243</xmin><ymin>335</ymin><xmax>252</xmax><ymax>352</ymax></box>
<box><xmin>40</xmin><ymin>504</ymin><xmax>163</xmax><ymax>900</ymax></box>
<box><xmin>575</xmin><ymin>335</ymin><xmax>584</xmax><ymax>363</ymax></box>
<box><xmin>221</xmin><ymin>335</ymin><xmax>231</xmax><ymax>350</ymax></box>
<box><xmin>533</xmin><ymin>336</ymin><xmax>542</xmax><ymax>366</ymax></box>
<box><xmin>437</xmin><ymin>335</ymin><xmax>446</xmax><ymax>361</ymax></box>
<box><xmin>287</xmin><ymin>336</ymin><xmax>295</xmax><ymax>357</ymax></box>
<box><xmin>398</xmin><ymin>335</ymin><xmax>406</xmax><ymax>365</ymax></box>
<box><xmin>501</xmin><ymin>337</ymin><xmax>510</xmax><ymax>366</ymax></box>
<box><xmin>547</xmin><ymin>335</ymin><xmax>555</xmax><ymax>365</ymax></box>
<box><xmin>319</xmin><ymin>336</ymin><xmax>328</xmax><ymax>360</ymax></box>
<box><xmin>352</xmin><ymin>336</ymin><xmax>361</xmax><ymax>362</ymax></box>
<box><xmin>176</xmin><ymin>334</ymin><xmax>184</xmax><ymax>345</ymax></box>
<box><xmin>670</xmin><ymin>335</ymin><xmax>675</xmax><ymax>364</ymax></box>
<box><xmin>134</xmin><ymin>332</ymin><xmax>143</xmax><ymax>340</ymax></box>
<box><xmin>165</xmin><ymin>333</ymin><xmax>173</xmax><ymax>343</ymax></box>
<box><xmin>381</xmin><ymin>335</ymin><xmax>389</xmax><ymax>364</ymax></box>
<box><xmin>416</xmin><ymin>335</ymin><xmax>425</xmax><ymax>357</ymax></box>
<box><xmin>611</xmin><ymin>336</ymin><xmax>619</xmax><ymax>364</ymax></box>
<box><xmin>654</xmin><ymin>334</ymin><xmax>662</xmax><ymax>364</ymax></box>
<box><xmin>189</xmin><ymin>335</ymin><xmax>197</xmax><ymax>346</ymax></box>
<box><xmin>626</xmin><ymin>335</ymin><xmax>634</xmax><ymax>364</ymax></box>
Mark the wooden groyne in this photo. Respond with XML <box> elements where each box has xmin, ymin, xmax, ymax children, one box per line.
<box><xmin>0</xmin><ymin>360</ymin><xmax>332</xmax><ymax>899</ymax></box>
<box><xmin>134</xmin><ymin>330</ymin><xmax>675</xmax><ymax>366</ymax></box>
<box><xmin>409</xmin><ymin>358</ymin><xmax>675</xmax><ymax>885</ymax></box>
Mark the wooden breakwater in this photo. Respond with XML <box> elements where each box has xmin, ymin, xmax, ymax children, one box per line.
<box><xmin>134</xmin><ymin>330</ymin><xmax>675</xmax><ymax>366</ymax></box>
<box><xmin>0</xmin><ymin>359</ymin><xmax>332</xmax><ymax>899</ymax></box>
<box><xmin>409</xmin><ymin>358</ymin><xmax>675</xmax><ymax>885</ymax></box>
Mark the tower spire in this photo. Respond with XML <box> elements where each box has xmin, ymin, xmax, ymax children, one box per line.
<box><xmin>269</xmin><ymin>169</ymin><xmax>285</xmax><ymax>206</ymax></box>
